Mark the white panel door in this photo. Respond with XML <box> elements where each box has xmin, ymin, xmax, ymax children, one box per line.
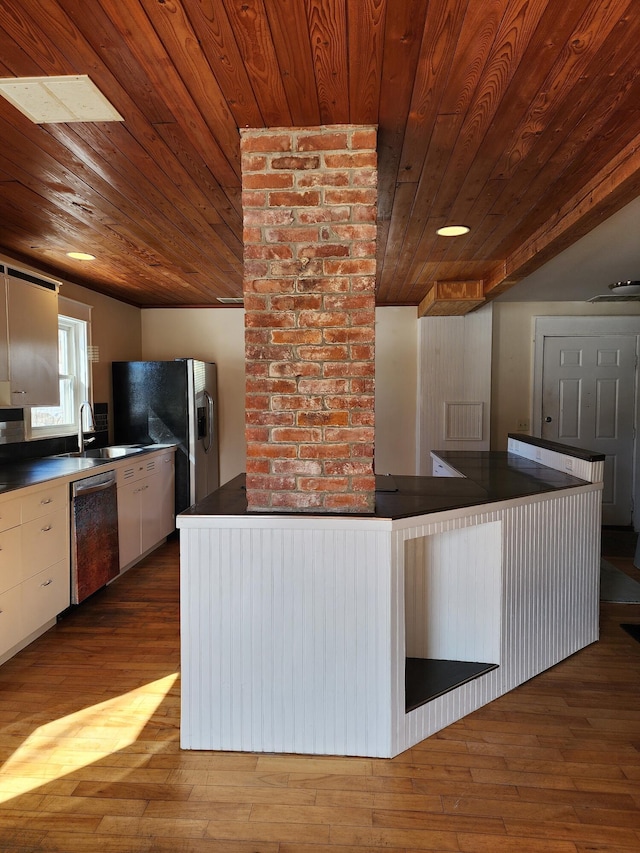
<box><xmin>541</xmin><ymin>335</ymin><xmax>637</xmax><ymax>525</ymax></box>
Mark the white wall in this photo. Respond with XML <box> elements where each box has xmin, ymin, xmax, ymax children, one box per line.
<box><xmin>141</xmin><ymin>308</ymin><xmax>246</xmax><ymax>486</ymax></box>
<box><xmin>374</xmin><ymin>307</ymin><xmax>417</xmax><ymax>475</ymax></box>
<box><xmin>491</xmin><ymin>301</ymin><xmax>640</xmax><ymax>450</ymax></box>
<box><xmin>141</xmin><ymin>306</ymin><xmax>419</xmax><ymax>485</ymax></box>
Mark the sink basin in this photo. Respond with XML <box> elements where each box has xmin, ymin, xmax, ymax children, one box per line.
<box><xmin>55</xmin><ymin>444</ymin><xmax>146</xmax><ymax>459</ymax></box>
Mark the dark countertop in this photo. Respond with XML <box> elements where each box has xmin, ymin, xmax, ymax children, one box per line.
<box><xmin>181</xmin><ymin>451</ymin><xmax>591</xmax><ymax>522</ymax></box>
<box><xmin>0</xmin><ymin>444</ymin><xmax>176</xmax><ymax>496</ymax></box>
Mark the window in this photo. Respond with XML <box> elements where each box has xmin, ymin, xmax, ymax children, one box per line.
<box><xmin>27</xmin><ymin>297</ymin><xmax>92</xmax><ymax>440</ymax></box>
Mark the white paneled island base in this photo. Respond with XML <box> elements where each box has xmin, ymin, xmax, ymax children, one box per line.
<box><xmin>178</xmin><ymin>441</ymin><xmax>602</xmax><ymax>758</ymax></box>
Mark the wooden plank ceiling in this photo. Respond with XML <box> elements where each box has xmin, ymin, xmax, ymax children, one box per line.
<box><xmin>0</xmin><ymin>0</ymin><xmax>639</xmax><ymax>309</ymax></box>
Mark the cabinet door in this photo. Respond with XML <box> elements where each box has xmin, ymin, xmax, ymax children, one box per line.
<box><xmin>158</xmin><ymin>452</ymin><xmax>175</xmax><ymax>539</ymax></box>
<box><xmin>21</xmin><ymin>559</ymin><xmax>70</xmax><ymax>637</ymax></box>
<box><xmin>117</xmin><ymin>479</ymin><xmax>141</xmax><ymax>570</ymax></box>
<box><xmin>6</xmin><ymin>277</ymin><xmax>59</xmax><ymax>406</ymax></box>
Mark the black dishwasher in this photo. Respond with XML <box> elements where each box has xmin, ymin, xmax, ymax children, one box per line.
<box><xmin>71</xmin><ymin>470</ymin><xmax>120</xmax><ymax>604</ymax></box>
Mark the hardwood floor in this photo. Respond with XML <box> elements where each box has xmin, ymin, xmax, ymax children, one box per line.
<box><xmin>0</xmin><ymin>536</ymin><xmax>638</xmax><ymax>852</ymax></box>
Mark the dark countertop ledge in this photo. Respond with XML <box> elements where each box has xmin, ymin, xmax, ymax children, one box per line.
<box><xmin>0</xmin><ymin>444</ymin><xmax>176</xmax><ymax>495</ymax></box>
<box><xmin>181</xmin><ymin>449</ymin><xmax>592</xmax><ymax>522</ymax></box>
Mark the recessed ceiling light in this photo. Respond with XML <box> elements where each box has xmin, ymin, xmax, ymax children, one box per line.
<box><xmin>66</xmin><ymin>252</ymin><xmax>96</xmax><ymax>261</ymax></box>
<box><xmin>436</xmin><ymin>225</ymin><xmax>470</xmax><ymax>237</ymax></box>
<box><xmin>0</xmin><ymin>75</ymin><xmax>123</xmax><ymax>124</ymax></box>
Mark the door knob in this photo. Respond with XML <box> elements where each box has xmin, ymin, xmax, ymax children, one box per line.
<box><xmin>544</xmin><ymin>416</ymin><xmax>552</xmax><ymax>423</ymax></box>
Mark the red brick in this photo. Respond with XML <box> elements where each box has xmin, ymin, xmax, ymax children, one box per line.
<box><xmin>297</xmin><ymin>411</ymin><xmax>348</xmax><ymax>427</ymax></box>
<box><xmin>246</xmin><ymin>411</ymin><xmax>295</xmax><ymax>426</ymax></box>
<box><xmin>298</xmin><ymin>379</ymin><xmax>348</xmax><ymax>394</ymax></box>
<box><xmin>246</xmin><ymin>443</ymin><xmax>298</xmax><ymax>459</ymax></box>
<box><xmin>324</xmin><ymin>259</ymin><xmax>376</xmax><ymax>276</ymax></box>
<box><xmin>323</xmin><ymin>294</ymin><xmax>373</xmax><ymax>311</ymax></box>
<box><xmin>298</xmin><ymin>311</ymin><xmax>349</xmax><ymax>328</ymax></box>
<box><xmin>245</xmin><ymin>311</ymin><xmax>295</xmax><ymax>328</ymax></box>
<box><xmin>350</xmin><ymin>378</ymin><xmax>375</xmax><ymax>394</ymax></box>
<box><xmin>241</xmin><ymin>153</ymin><xmax>267</xmax><ymax>171</ymax></box>
<box><xmin>271</xmin><ymin>155</ymin><xmax>320</xmax><ymax>170</ymax></box>
<box><xmin>331</xmin><ymin>224</ymin><xmax>377</xmax><ymax>241</ymax></box>
<box><xmin>243</xmin><ymin>209</ymin><xmax>295</xmax><ymax>227</ymax></box>
<box><xmin>245</xmin><ymin>394</ymin><xmax>270</xmax><ymax>411</ymax></box>
<box><xmin>351</xmin><ymin>128</ymin><xmax>377</xmax><ymax>149</ymax></box>
<box><xmin>241</xmin><ymin>133</ymin><xmax>292</xmax><ymax>153</ymax></box>
<box><xmin>324</xmin><ymin>188</ymin><xmax>377</xmax><ymax>206</ymax></box>
<box><xmin>269</xmin><ymin>361</ymin><xmax>322</xmax><ymax>378</ymax></box>
<box><xmin>265</xmin><ymin>226</ymin><xmax>320</xmax><ymax>243</ymax></box>
<box><xmin>271</xmin><ymin>329</ymin><xmax>323</xmax><ymax>345</ymax></box>
<box><xmin>242</xmin><ymin>190</ymin><xmax>267</xmax><ymax>208</ymax></box>
<box><xmin>298</xmin><ymin>172</ymin><xmax>350</xmax><ymax>188</ymax></box>
<box><xmin>243</xmin><ymin>172</ymin><xmax>294</xmax><ymax>190</ymax></box>
<box><xmin>245</xmin><ymin>488</ymin><xmax>271</xmax><ymax>507</ymax></box>
<box><xmin>352</xmin><ymin>475</ymin><xmax>376</xmax><ymax>491</ymax></box>
<box><xmin>296</xmin><ymin>278</ymin><xmax>349</xmax><ymax>294</ymax></box>
<box><xmin>246</xmin><ymin>377</ymin><xmax>297</xmax><ymax>394</ymax></box>
<box><xmin>353</xmin><ymin>170</ymin><xmax>378</xmax><ymax>187</ymax></box>
<box><xmin>243</xmin><ymin>227</ymin><xmax>262</xmax><ymax>244</ymax></box>
<box><xmin>298</xmin><ymin>477</ymin><xmax>349</xmax><ymax>492</ymax></box>
<box><xmin>351</xmin><ymin>345</ymin><xmax>374</xmax><ymax>360</ymax></box>
<box><xmin>352</xmin><ymin>241</ymin><xmax>377</xmax><ymax>258</ymax></box>
<box><xmin>350</xmin><ymin>443</ymin><xmax>375</xmax><ymax>458</ymax></box>
<box><xmin>269</xmin><ymin>259</ymin><xmax>323</xmax><ymax>278</ymax></box>
<box><xmin>349</xmin><ymin>309</ymin><xmax>376</xmax><ymax>325</ymax></box>
<box><xmin>323</xmin><ymin>493</ymin><xmax>374</xmax><ymax>512</ymax></box>
<box><xmin>298</xmin><ymin>131</ymin><xmax>348</xmax><ymax>151</ymax></box>
<box><xmin>245</xmin><ymin>278</ymin><xmax>296</xmax><ymax>294</ymax></box>
<box><xmin>272</xmin><ymin>459</ymin><xmax>322</xmax><ymax>476</ymax></box>
<box><xmin>247</xmin><ymin>475</ymin><xmax>296</xmax><ymax>491</ymax></box>
<box><xmin>245</xmin><ymin>426</ymin><xmax>270</xmax><ymax>442</ymax></box>
<box><xmin>271</xmin><ymin>491</ymin><xmax>324</xmax><ymax>510</ymax></box>
<box><xmin>271</xmin><ymin>395</ymin><xmax>323</xmax><ymax>411</ymax></box>
<box><xmin>299</xmin><ymin>443</ymin><xmax>350</xmax><ymax>459</ymax></box>
<box><xmin>350</xmin><ymin>411</ymin><xmax>375</xmax><ymax>426</ymax></box>
<box><xmin>323</xmin><ymin>361</ymin><xmax>375</xmax><ymax>377</ymax></box>
<box><xmin>352</xmin><ymin>204</ymin><xmax>377</xmax><ymax>223</ymax></box>
<box><xmin>298</xmin><ymin>206</ymin><xmax>351</xmax><ymax>224</ymax></box>
<box><xmin>246</xmin><ymin>458</ymin><xmax>271</xmax><ymax>474</ymax></box>
<box><xmin>246</xmin><ymin>344</ymin><xmax>294</xmax><ymax>361</ymax></box>
<box><xmin>297</xmin><ymin>244</ymin><xmax>350</xmax><ymax>260</ymax></box>
<box><xmin>324</xmin><ymin>427</ymin><xmax>375</xmax><ymax>443</ymax></box>
<box><xmin>325</xmin><ymin>394</ymin><xmax>373</xmax><ymax>409</ymax></box>
<box><xmin>324</xmin><ymin>153</ymin><xmax>377</xmax><ymax>169</ymax></box>
<box><xmin>323</xmin><ymin>328</ymin><xmax>374</xmax><ymax>344</ymax></box>
<box><xmin>325</xmin><ymin>460</ymin><xmax>372</xmax><ymax>476</ymax></box>
<box><xmin>271</xmin><ymin>294</ymin><xmax>323</xmax><ymax>310</ymax></box>
<box><xmin>272</xmin><ymin>427</ymin><xmax>323</xmax><ymax>443</ymax></box>
<box><xmin>297</xmin><ymin>345</ymin><xmax>349</xmax><ymax>361</ymax></box>
<box><xmin>243</xmin><ymin>260</ymin><xmax>269</xmax><ymax>278</ymax></box>
<box><xmin>244</xmin><ymin>244</ymin><xmax>293</xmax><ymax>260</ymax></box>
<box><xmin>269</xmin><ymin>190</ymin><xmax>321</xmax><ymax>207</ymax></box>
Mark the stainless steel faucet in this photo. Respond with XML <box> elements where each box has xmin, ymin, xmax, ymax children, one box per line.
<box><xmin>78</xmin><ymin>401</ymin><xmax>97</xmax><ymax>452</ymax></box>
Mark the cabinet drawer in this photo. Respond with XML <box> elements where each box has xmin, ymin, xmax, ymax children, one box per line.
<box><xmin>21</xmin><ymin>508</ymin><xmax>68</xmax><ymax>579</ymax></box>
<box><xmin>0</xmin><ymin>584</ymin><xmax>22</xmax><ymax>657</ymax></box>
<box><xmin>0</xmin><ymin>525</ymin><xmax>21</xmax><ymax>595</ymax></box>
<box><xmin>22</xmin><ymin>483</ymin><xmax>68</xmax><ymax>522</ymax></box>
<box><xmin>0</xmin><ymin>497</ymin><xmax>21</xmax><ymax>533</ymax></box>
<box><xmin>21</xmin><ymin>559</ymin><xmax>69</xmax><ymax>637</ymax></box>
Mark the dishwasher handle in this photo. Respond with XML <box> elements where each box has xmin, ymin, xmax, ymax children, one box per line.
<box><xmin>72</xmin><ymin>471</ymin><xmax>117</xmax><ymax>497</ymax></box>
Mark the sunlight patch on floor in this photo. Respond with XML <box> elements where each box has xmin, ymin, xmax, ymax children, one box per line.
<box><xmin>0</xmin><ymin>673</ymin><xmax>178</xmax><ymax>801</ymax></box>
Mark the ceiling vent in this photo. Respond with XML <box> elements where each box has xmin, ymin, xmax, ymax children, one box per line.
<box><xmin>0</xmin><ymin>75</ymin><xmax>123</xmax><ymax>124</ymax></box>
<box><xmin>587</xmin><ymin>280</ymin><xmax>640</xmax><ymax>303</ymax></box>
<box><xmin>217</xmin><ymin>297</ymin><xmax>244</xmax><ymax>304</ymax></box>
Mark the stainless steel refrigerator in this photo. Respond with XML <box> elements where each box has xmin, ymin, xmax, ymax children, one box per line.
<box><xmin>112</xmin><ymin>359</ymin><xmax>219</xmax><ymax>514</ymax></box>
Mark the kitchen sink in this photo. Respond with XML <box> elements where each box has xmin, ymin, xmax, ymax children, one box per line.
<box><xmin>55</xmin><ymin>444</ymin><xmax>146</xmax><ymax>459</ymax></box>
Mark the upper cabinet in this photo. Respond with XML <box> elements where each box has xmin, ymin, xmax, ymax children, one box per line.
<box><xmin>0</xmin><ymin>266</ymin><xmax>60</xmax><ymax>407</ymax></box>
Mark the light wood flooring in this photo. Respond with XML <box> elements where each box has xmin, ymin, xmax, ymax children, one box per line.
<box><xmin>0</xmin><ymin>535</ymin><xmax>639</xmax><ymax>852</ymax></box>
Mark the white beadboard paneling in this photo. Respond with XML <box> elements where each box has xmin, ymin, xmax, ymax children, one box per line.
<box><xmin>180</xmin><ymin>479</ymin><xmax>601</xmax><ymax>758</ymax></box>
<box><xmin>443</xmin><ymin>401</ymin><xmax>484</xmax><ymax>441</ymax></box>
<box><xmin>507</xmin><ymin>437</ymin><xmax>604</xmax><ymax>482</ymax></box>
<box><xmin>417</xmin><ymin>305</ymin><xmax>492</xmax><ymax>472</ymax></box>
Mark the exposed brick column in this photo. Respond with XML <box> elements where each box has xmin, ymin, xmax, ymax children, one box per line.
<box><xmin>241</xmin><ymin>125</ymin><xmax>377</xmax><ymax>513</ymax></box>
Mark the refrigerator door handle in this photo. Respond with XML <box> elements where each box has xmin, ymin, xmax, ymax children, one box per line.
<box><xmin>203</xmin><ymin>390</ymin><xmax>214</xmax><ymax>453</ymax></box>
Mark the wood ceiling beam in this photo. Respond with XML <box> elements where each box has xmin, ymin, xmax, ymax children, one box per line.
<box><xmin>417</xmin><ymin>280</ymin><xmax>485</xmax><ymax>317</ymax></box>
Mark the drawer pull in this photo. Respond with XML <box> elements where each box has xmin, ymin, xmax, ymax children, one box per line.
<box><xmin>41</xmin><ymin>524</ymin><xmax>53</xmax><ymax>533</ymax></box>
<box><xmin>40</xmin><ymin>578</ymin><xmax>53</xmax><ymax>587</ymax></box>
<box><xmin>40</xmin><ymin>498</ymin><xmax>53</xmax><ymax>505</ymax></box>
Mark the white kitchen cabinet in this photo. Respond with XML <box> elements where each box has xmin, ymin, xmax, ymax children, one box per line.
<box><xmin>116</xmin><ymin>449</ymin><xmax>175</xmax><ymax>571</ymax></box>
<box><xmin>0</xmin><ymin>270</ymin><xmax>59</xmax><ymax>407</ymax></box>
<box><xmin>0</xmin><ymin>482</ymin><xmax>70</xmax><ymax>664</ymax></box>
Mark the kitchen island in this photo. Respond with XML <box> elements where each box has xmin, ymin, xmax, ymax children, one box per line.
<box><xmin>178</xmin><ymin>435</ymin><xmax>604</xmax><ymax>758</ymax></box>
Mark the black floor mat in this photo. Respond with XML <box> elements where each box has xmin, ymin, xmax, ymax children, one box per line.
<box><xmin>621</xmin><ymin>624</ymin><xmax>640</xmax><ymax>644</ymax></box>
